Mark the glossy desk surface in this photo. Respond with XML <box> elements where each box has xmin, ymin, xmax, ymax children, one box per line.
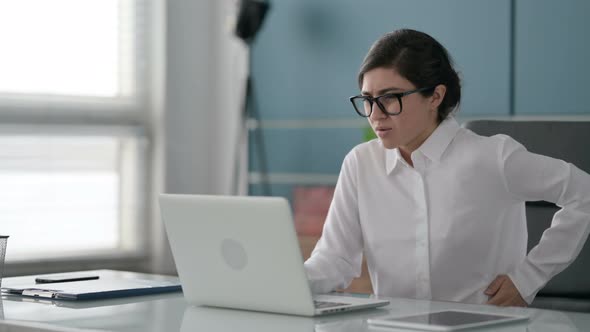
<box><xmin>1</xmin><ymin>270</ymin><xmax>590</xmax><ymax>331</ymax></box>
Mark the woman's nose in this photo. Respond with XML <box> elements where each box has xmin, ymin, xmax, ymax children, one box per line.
<box><xmin>369</xmin><ymin>102</ymin><xmax>387</xmax><ymax>120</ymax></box>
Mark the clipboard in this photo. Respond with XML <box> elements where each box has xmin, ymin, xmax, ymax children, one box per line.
<box><xmin>2</xmin><ymin>275</ymin><xmax>182</xmax><ymax>301</ymax></box>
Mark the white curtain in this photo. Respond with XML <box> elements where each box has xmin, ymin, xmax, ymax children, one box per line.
<box><xmin>152</xmin><ymin>0</ymin><xmax>249</xmax><ymax>274</ymax></box>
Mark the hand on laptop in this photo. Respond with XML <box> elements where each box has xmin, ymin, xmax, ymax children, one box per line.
<box><xmin>484</xmin><ymin>274</ymin><xmax>527</xmax><ymax>307</ymax></box>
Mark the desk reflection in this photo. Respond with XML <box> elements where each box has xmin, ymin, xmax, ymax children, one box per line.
<box><xmin>525</xmin><ymin>308</ymin><xmax>587</xmax><ymax>332</ymax></box>
<box><xmin>180</xmin><ymin>304</ymin><xmax>589</xmax><ymax>332</ymax></box>
<box><xmin>180</xmin><ymin>306</ymin><xmax>390</xmax><ymax>332</ymax></box>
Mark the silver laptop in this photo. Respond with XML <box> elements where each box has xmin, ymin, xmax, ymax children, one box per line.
<box><xmin>159</xmin><ymin>194</ymin><xmax>389</xmax><ymax>316</ymax></box>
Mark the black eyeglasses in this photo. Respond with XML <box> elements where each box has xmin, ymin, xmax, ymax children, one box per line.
<box><xmin>349</xmin><ymin>86</ymin><xmax>436</xmax><ymax>117</ymax></box>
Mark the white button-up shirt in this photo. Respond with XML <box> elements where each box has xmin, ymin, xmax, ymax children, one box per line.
<box><xmin>304</xmin><ymin>117</ymin><xmax>590</xmax><ymax>304</ymax></box>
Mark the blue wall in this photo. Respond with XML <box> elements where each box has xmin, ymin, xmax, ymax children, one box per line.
<box><xmin>248</xmin><ymin>0</ymin><xmax>589</xmax><ymax>197</ymax></box>
<box><xmin>515</xmin><ymin>0</ymin><xmax>590</xmax><ymax>114</ymax></box>
<box><xmin>251</xmin><ymin>0</ymin><xmax>511</xmax><ymax>120</ymax></box>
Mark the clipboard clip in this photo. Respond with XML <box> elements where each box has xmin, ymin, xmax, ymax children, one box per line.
<box><xmin>22</xmin><ymin>289</ymin><xmax>58</xmax><ymax>298</ymax></box>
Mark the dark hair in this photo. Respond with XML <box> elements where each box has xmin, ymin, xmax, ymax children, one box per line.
<box><xmin>358</xmin><ymin>29</ymin><xmax>461</xmax><ymax>122</ymax></box>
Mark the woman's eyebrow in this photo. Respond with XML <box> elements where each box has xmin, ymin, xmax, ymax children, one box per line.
<box><xmin>361</xmin><ymin>86</ymin><xmax>403</xmax><ymax>96</ymax></box>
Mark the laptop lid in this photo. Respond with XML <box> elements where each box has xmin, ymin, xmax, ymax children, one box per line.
<box><xmin>160</xmin><ymin>194</ymin><xmax>389</xmax><ymax>316</ymax></box>
<box><xmin>160</xmin><ymin>194</ymin><xmax>318</xmax><ymax>316</ymax></box>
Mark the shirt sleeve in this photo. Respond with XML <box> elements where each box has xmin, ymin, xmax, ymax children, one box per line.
<box><xmin>497</xmin><ymin>135</ymin><xmax>590</xmax><ymax>304</ymax></box>
<box><xmin>303</xmin><ymin>150</ymin><xmax>364</xmax><ymax>294</ymax></box>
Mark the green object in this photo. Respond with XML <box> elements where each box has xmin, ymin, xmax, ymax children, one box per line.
<box><xmin>363</xmin><ymin>126</ymin><xmax>377</xmax><ymax>142</ymax></box>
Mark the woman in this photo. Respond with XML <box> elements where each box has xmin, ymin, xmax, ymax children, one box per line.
<box><xmin>303</xmin><ymin>29</ymin><xmax>590</xmax><ymax>306</ymax></box>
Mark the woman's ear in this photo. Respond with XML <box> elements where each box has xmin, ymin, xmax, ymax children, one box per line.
<box><xmin>430</xmin><ymin>84</ymin><xmax>447</xmax><ymax>111</ymax></box>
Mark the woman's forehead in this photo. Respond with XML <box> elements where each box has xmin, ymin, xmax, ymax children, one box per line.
<box><xmin>361</xmin><ymin>67</ymin><xmax>414</xmax><ymax>93</ymax></box>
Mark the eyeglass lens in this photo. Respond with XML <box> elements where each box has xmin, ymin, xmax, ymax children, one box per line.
<box><xmin>353</xmin><ymin>95</ymin><xmax>400</xmax><ymax>116</ymax></box>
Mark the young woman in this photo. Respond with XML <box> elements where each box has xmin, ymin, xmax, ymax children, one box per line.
<box><xmin>304</xmin><ymin>29</ymin><xmax>590</xmax><ymax>306</ymax></box>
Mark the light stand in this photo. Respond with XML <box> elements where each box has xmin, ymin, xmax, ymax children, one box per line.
<box><xmin>232</xmin><ymin>0</ymin><xmax>270</xmax><ymax>196</ymax></box>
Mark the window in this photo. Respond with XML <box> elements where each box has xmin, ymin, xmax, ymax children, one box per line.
<box><xmin>0</xmin><ymin>0</ymin><xmax>154</xmax><ymax>261</ymax></box>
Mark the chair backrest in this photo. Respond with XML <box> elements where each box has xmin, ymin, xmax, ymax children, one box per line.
<box><xmin>462</xmin><ymin>120</ymin><xmax>590</xmax><ymax>298</ymax></box>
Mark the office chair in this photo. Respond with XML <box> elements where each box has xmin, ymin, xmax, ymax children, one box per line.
<box><xmin>463</xmin><ymin>120</ymin><xmax>590</xmax><ymax>312</ymax></box>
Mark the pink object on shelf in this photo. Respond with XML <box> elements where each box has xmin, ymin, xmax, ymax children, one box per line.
<box><xmin>292</xmin><ymin>186</ymin><xmax>335</xmax><ymax>236</ymax></box>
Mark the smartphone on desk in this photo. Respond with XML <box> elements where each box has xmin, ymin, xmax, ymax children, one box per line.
<box><xmin>35</xmin><ymin>274</ymin><xmax>100</xmax><ymax>284</ymax></box>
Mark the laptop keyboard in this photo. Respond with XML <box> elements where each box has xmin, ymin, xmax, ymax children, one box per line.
<box><xmin>313</xmin><ymin>300</ymin><xmax>350</xmax><ymax>309</ymax></box>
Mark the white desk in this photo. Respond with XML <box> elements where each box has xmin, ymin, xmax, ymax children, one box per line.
<box><xmin>1</xmin><ymin>270</ymin><xmax>590</xmax><ymax>331</ymax></box>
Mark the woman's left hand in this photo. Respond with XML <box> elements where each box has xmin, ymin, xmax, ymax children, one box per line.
<box><xmin>485</xmin><ymin>274</ymin><xmax>528</xmax><ymax>307</ymax></box>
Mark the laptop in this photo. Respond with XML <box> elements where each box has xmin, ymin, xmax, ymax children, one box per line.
<box><xmin>159</xmin><ymin>194</ymin><xmax>390</xmax><ymax>316</ymax></box>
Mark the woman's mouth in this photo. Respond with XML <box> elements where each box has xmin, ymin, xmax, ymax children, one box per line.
<box><xmin>375</xmin><ymin>127</ymin><xmax>392</xmax><ymax>138</ymax></box>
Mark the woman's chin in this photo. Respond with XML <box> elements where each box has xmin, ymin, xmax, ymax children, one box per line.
<box><xmin>379</xmin><ymin>139</ymin><xmax>398</xmax><ymax>150</ymax></box>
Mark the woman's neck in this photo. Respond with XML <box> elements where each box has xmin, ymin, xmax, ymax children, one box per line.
<box><xmin>398</xmin><ymin>120</ymin><xmax>440</xmax><ymax>167</ymax></box>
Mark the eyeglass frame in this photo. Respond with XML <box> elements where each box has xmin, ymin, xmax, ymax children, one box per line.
<box><xmin>349</xmin><ymin>86</ymin><xmax>437</xmax><ymax>117</ymax></box>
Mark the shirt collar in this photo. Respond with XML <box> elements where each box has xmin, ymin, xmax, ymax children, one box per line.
<box><xmin>417</xmin><ymin>116</ymin><xmax>461</xmax><ymax>163</ymax></box>
<box><xmin>385</xmin><ymin>148</ymin><xmax>403</xmax><ymax>174</ymax></box>
<box><xmin>385</xmin><ymin>117</ymin><xmax>460</xmax><ymax>174</ymax></box>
